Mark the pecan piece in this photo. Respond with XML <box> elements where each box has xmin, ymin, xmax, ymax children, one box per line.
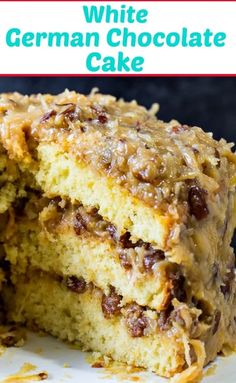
<box><xmin>73</xmin><ymin>211</ymin><xmax>87</xmax><ymax>235</ymax></box>
<box><xmin>119</xmin><ymin>232</ymin><xmax>135</xmax><ymax>249</ymax></box>
<box><xmin>60</xmin><ymin>104</ymin><xmax>80</xmax><ymax>122</ymax></box>
<box><xmin>40</xmin><ymin>109</ymin><xmax>56</xmax><ymax>123</ymax></box>
<box><xmin>143</xmin><ymin>248</ymin><xmax>165</xmax><ymax>271</ymax></box>
<box><xmin>106</xmin><ymin>223</ymin><xmax>117</xmax><ymax>240</ymax></box>
<box><xmin>66</xmin><ymin>276</ymin><xmax>87</xmax><ymax>294</ymax></box>
<box><xmin>220</xmin><ymin>264</ymin><xmax>235</xmax><ymax>298</ymax></box>
<box><xmin>172</xmin><ymin>124</ymin><xmax>189</xmax><ymax>134</ymax></box>
<box><xmin>92</xmin><ymin>362</ymin><xmax>104</xmax><ymax>368</ymax></box>
<box><xmin>162</xmin><ymin>268</ymin><xmax>186</xmax><ymax>311</ymax></box>
<box><xmin>98</xmin><ymin>113</ymin><xmax>108</xmax><ymax>124</ymax></box>
<box><xmin>38</xmin><ymin>372</ymin><xmax>48</xmax><ymax>380</ymax></box>
<box><xmin>188</xmin><ymin>185</ymin><xmax>209</xmax><ymax>220</ymax></box>
<box><xmin>158</xmin><ymin>305</ymin><xmax>173</xmax><ymax>331</ymax></box>
<box><xmin>92</xmin><ymin>105</ymin><xmax>108</xmax><ymax>124</ymax></box>
<box><xmin>102</xmin><ymin>287</ymin><xmax>122</xmax><ymax>318</ymax></box>
<box><xmin>169</xmin><ymin>270</ymin><xmax>186</xmax><ymax>302</ymax></box>
<box><xmin>119</xmin><ymin>251</ymin><xmax>132</xmax><ymax>270</ymax></box>
<box><xmin>125</xmin><ymin>303</ymin><xmax>149</xmax><ymax>337</ymax></box>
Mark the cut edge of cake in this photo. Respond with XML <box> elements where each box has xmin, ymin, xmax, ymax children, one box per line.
<box><xmin>0</xmin><ymin>90</ymin><xmax>235</xmax><ymax>383</ymax></box>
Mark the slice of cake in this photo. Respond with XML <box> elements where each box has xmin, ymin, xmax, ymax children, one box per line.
<box><xmin>0</xmin><ymin>90</ymin><xmax>236</xmax><ymax>382</ymax></box>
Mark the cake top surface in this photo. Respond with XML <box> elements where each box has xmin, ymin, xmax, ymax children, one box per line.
<box><xmin>0</xmin><ymin>90</ymin><xmax>235</xmax><ymax>215</ymax></box>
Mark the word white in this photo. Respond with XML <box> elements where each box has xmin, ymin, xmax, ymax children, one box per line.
<box><xmin>83</xmin><ymin>5</ymin><xmax>148</xmax><ymax>24</ymax></box>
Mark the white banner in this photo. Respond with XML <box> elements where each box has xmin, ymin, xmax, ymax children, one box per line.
<box><xmin>0</xmin><ymin>1</ymin><xmax>235</xmax><ymax>74</ymax></box>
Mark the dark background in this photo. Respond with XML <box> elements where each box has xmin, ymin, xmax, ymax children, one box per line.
<box><xmin>0</xmin><ymin>76</ymin><xmax>235</xmax><ymax>248</ymax></box>
<box><xmin>0</xmin><ymin>77</ymin><xmax>235</xmax><ymax>143</ymax></box>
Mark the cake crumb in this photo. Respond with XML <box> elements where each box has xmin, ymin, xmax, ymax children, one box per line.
<box><xmin>204</xmin><ymin>363</ymin><xmax>217</xmax><ymax>377</ymax></box>
<box><xmin>34</xmin><ymin>348</ymin><xmax>43</xmax><ymax>355</ymax></box>
<box><xmin>0</xmin><ymin>326</ymin><xmax>27</xmax><ymax>349</ymax></box>
<box><xmin>1</xmin><ymin>363</ymin><xmax>48</xmax><ymax>382</ymax></box>
<box><xmin>87</xmin><ymin>352</ymin><xmax>146</xmax><ymax>382</ymax></box>
<box><xmin>68</xmin><ymin>343</ymin><xmax>81</xmax><ymax>350</ymax></box>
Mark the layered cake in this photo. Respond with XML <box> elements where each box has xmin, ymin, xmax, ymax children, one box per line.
<box><xmin>0</xmin><ymin>90</ymin><xmax>236</xmax><ymax>382</ymax></box>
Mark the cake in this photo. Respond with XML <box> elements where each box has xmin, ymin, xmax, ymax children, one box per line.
<box><xmin>0</xmin><ymin>90</ymin><xmax>236</xmax><ymax>382</ymax></box>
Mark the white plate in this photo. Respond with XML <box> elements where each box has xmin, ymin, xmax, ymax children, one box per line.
<box><xmin>0</xmin><ymin>331</ymin><xmax>235</xmax><ymax>382</ymax></box>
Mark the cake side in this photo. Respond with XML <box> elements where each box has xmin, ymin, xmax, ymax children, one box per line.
<box><xmin>4</xmin><ymin>200</ymin><xmax>168</xmax><ymax>310</ymax></box>
<box><xmin>0</xmin><ymin>90</ymin><xmax>236</xmax><ymax>382</ymax></box>
<box><xmin>4</xmin><ymin>272</ymin><xmax>205</xmax><ymax>380</ymax></box>
<box><xmin>1</xmin><ymin>91</ymin><xmax>235</xmax><ymax>247</ymax></box>
<box><xmin>4</xmin><ymin>191</ymin><xmax>236</xmax><ymax>316</ymax></box>
<box><xmin>3</xmin><ymin>176</ymin><xmax>236</xmax><ymax>381</ymax></box>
